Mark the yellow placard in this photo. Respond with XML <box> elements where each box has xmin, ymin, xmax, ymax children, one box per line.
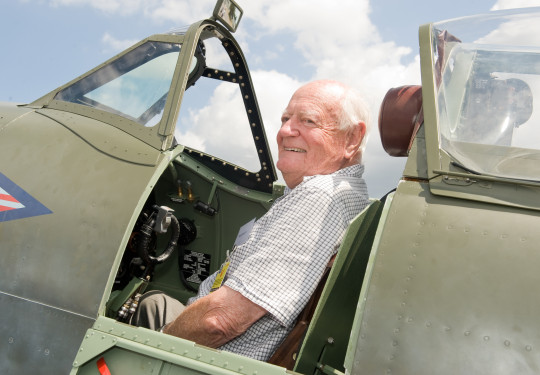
<box><xmin>211</xmin><ymin>261</ymin><xmax>230</xmax><ymax>291</ymax></box>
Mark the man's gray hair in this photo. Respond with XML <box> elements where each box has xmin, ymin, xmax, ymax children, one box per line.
<box><xmin>338</xmin><ymin>87</ymin><xmax>371</xmax><ymax>157</ymax></box>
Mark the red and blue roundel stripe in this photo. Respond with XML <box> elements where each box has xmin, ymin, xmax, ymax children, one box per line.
<box><xmin>0</xmin><ymin>186</ymin><xmax>25</xmax><ymax>211</ymax></box>
<box><xmin>0</xmin><ymin>172</ymin><xmax>52</xmax><ymax>222</ymax></box>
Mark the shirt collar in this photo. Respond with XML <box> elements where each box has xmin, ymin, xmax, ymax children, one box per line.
<box><xmin>283</xmin><ymin>164</ymin><xmax>364</xmax><ymax>195</ymax></box>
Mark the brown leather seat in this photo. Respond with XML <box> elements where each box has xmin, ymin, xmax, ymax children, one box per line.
<box><xmin>378</xmin><ymin>85</ymin><xmax>423</xmax><ymax>157</ymax></box>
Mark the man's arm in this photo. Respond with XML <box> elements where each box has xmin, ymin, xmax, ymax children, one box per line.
<box><xmin>163</xmin><ymin>285</ymin><xmax>267</xmax><ymax>348</ymax></box>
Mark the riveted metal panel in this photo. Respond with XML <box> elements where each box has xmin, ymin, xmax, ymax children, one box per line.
<box><xmin>0</xmin><ymin>108</ymin><xmax>167</xmax><ymax>373</ymax></box>
<box><xmin>0</xmin><ymin>292</ymin><xmax>93</xmax><ymax>374</ymax></box>
<box><xmin>72</xmin><ymin>316</ymin><xmax>291</xmax><ymax>375</ymax></box>
<box><xmin>350</xmin><ymin>180</ymin><xmax>540</xmax><ymax>374</ymax></box>
<box><xmin>0</xmin><ymin>111</ymin><xmax>160</xmax><ymax>316</ymax></box>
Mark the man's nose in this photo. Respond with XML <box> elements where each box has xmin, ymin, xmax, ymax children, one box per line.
<box><xmin>279</xmin><ymin>117</ymin><xmax>300</xmax><ymax>137</ymax></box>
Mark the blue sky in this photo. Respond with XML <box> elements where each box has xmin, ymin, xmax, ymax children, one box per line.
<box><xmin>1</xmin><ymin>0</ymin><xmax>537</xmax><ymax>196</ymax></box>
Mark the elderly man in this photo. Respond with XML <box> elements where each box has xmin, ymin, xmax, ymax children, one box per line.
<box><xmin>132</xmin><ymin>79</ymin><xmax>371</xmax><ymax>361</ymax></box>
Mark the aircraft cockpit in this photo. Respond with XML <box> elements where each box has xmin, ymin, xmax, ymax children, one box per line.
<box><xmin>82</xmin><ymin>15</ymin><xmax>282</xmax><ymax>319</ymax></box>
<box><xmin>0</xmin><ymin>1</ymin><xmax>282</xmax><ymax>372</ymax></box>
<box><xmin>8</xmin><ymin>3</ymin><xmax>540</xmax><ymax>374</ymax></box>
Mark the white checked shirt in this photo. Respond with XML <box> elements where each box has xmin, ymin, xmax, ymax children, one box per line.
<box><xmin>188</xmin><ymin>164</ymin><xmax>369</xmax><ymax>361</ymax></box>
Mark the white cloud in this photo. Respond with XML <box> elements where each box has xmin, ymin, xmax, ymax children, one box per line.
<box><xmin>491</xmin><ymin>0</ymin><xmax>540</xmax><ymax>10</ymax></box>
<box><xmin>43</xmin><ymin>0</ymin><xmax>420</xmax><ymax>195</ymax></box>
<box><xmin>50</xmin><ymin>0</ymin><xmax>151</xmax><ymax>15</ymax></box>
<box><xmin>251</xmin><ymin>70</ymin><xmax>303</xmax><ymax>176</ymax></box>
<box><xmin>49</xmin><ymin>0</ymin><xmax>212</xmax><ymax>23</ymax></box>
<box><xmin>242</xmin><ymin>0</ymin><xmax>420</xmax><ymax>93</ymax></box>
<box><xmin>102</xmin><ymin>33</ymin><xmax>138</xmax><ymax>52</ymax></box>
<box><xmin>237</xmin><ymin>0</ymin><xmax>420</xmax><ymax>195</ymax></box>
<box><xmin>47</xmin><ymin>0</ymin><xmax>215</xmax><ymax>21</ymax></box>
<box><xmin>175</xmin><ymin>70</ymin><xmax>300</xmax><ymax>175</ymax></box>
<box><xmin>146</xmin><ymin>0</ymin><xmax>215</xmax><ymax>24</ymax></box>
<box><xmin>475</xmin><ymin>16</ymin><xmax>540</xmax><ymax>45</ymax></box>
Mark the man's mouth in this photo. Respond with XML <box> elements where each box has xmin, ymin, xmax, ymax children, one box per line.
<box><xmin>284</xmin><ymin>147</ymin><xmax>306</xmax><ymax>153</ymax></box>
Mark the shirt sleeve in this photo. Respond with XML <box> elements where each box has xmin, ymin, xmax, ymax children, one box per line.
<box><xmin>186</xmin><ymin>270</ymin><xmax>218</xmax><ymax>305</ymax></box>
<box><xmin>224</xmin><ymin>185</ymin><xmax>348</xmax><ymax>327</ymax></box>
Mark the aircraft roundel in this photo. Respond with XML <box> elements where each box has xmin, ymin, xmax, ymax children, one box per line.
<box><xmin>0</xmin><ymin>172</ymin><xmax>52</xmax><ymax>222</ymax></box>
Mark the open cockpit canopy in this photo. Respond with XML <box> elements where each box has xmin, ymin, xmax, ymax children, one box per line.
<box><xmin>432</xmin><ymin>8</ymin><xmax>540</xmax><ymax>182</ymax></box>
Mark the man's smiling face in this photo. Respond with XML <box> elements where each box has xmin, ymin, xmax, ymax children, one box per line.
<box><xmin>276</xmin><ymin>81</ymin><xmax>356</xmax><ymax>188</ymax></box>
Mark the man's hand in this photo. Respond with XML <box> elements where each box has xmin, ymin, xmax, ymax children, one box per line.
<box><xmin>163</xmin><ymin>286</ymin><xmax>267</xmax><ymax>348</ymax></box>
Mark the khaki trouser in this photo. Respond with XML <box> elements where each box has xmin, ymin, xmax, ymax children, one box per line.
<box><xmin>130</xmin><ymin>290</ymin><xmax>186</xmax><ymax>331</ymax></box>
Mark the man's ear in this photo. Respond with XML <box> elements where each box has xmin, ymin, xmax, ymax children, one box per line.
<box><xmin>344</xmin><ymin>121</ymin><xmax>366</xmax><ymax>159</ymax></box>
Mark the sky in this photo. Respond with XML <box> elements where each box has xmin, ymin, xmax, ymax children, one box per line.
<box><xmin>1</xmin><ymin>0</ymin><xmax>539</xmax><ymax>197</ymax></box>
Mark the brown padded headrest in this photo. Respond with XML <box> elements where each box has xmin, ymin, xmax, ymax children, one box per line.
<box><xmin>378</xmin><ymin>85</ymin><xmax>423</xmax><ymax>157</ymax></box>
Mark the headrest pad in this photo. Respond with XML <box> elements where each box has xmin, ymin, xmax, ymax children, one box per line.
<box><xmin>378</xmin><ymin>85</ymin><xmax>423</xmax><ymax>157</ymax></box>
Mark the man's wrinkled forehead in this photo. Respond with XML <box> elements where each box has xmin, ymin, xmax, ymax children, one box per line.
<box><xmin>283</xmin><ymin>88</ymin><xmax>341</xmax><ymax>120</ymax></box>
<box><xmin>282</xmin><ymin>100</ymin><xmax>324</xmax><ymax>118</ymax></box>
